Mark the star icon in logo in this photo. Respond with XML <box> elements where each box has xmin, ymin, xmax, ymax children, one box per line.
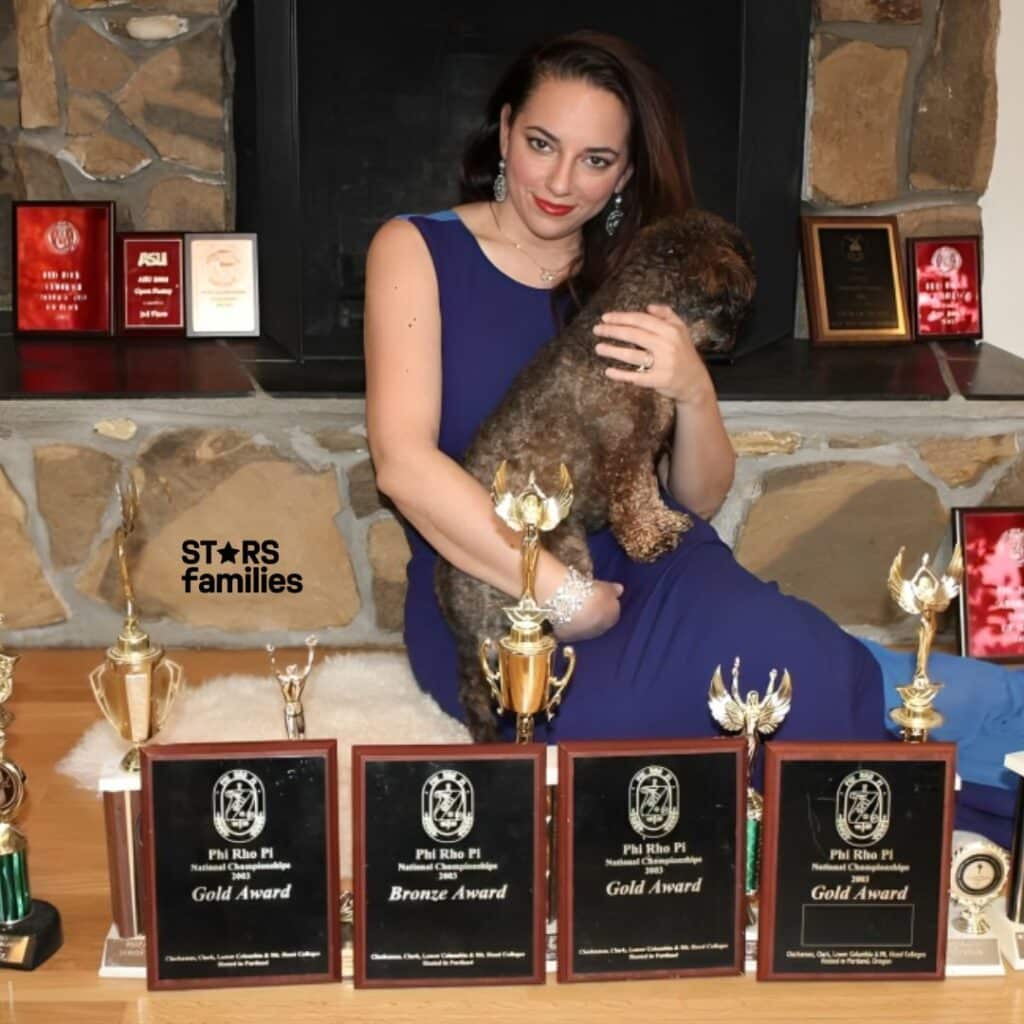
<box><xmin>217</xmin><ymin>541</ymin><xmax>240</xmax><ymax>564</ymax></box>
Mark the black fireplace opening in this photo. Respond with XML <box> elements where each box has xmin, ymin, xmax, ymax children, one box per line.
<box><xmin>232</xmin><ymin>1</ymin><xmax>812</xmax><ymax>391</ymax></box>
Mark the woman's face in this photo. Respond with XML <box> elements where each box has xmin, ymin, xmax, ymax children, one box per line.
<box><xmin>499</xmin><ymin>76</ymin><xmax>633</xmax><ymax>240</ymax></box>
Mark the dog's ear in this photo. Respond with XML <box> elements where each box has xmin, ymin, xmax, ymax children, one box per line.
<box><xmin>697</xmin><ymin>238</ymin><xmax>756</xmax><ymax>306</ymax></box>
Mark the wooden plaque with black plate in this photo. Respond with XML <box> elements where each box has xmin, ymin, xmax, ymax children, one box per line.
<box><xmin>141</xmin><ymin>740</ymin><xmax>340</xmax><ymax>990</ymax></box>
<box><xmin>758</xmin><ymin>741</ymin><xmax>955</xmax><ymax>981</ymax></box>
<box><xmin>557</xmin><ymin>738</ymin><xmax>745</xmax><ymax>982</ymax></box>
<box><xmin>353</xmin><ymin>744</ymin><xmax>545</xmax><ymax>988</ymax></box>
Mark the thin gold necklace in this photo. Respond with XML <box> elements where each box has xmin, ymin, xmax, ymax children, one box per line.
<box><xmin>488</xmin><ymin>202</ymin><xmax>579</xmax><ymax>283</ymax></box>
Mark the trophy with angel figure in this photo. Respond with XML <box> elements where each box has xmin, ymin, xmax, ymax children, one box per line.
<box><xmin>887</xmin><ymin>545</ymin><xmax>963</xmax><ymax>743</ymax></box>
<box><xmin>708</xmin><ymin>656</ymin><xmax>792</xmax><ymax>921</ymax></box>
<box><xmin>479</xmin><ymin>461</ymin><xmax>577</xmax><ymax>743</ymax></box>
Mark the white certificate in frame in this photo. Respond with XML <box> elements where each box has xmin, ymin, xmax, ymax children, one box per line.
<box><xmin>184</xmin><ymin>232</ymin><xmax>260</xmax><ymax>337</ymax></box>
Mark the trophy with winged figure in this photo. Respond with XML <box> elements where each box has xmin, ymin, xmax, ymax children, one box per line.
<box><xmin>479</xmin><ymin>461</ymin><xmax>577</xmax><ymax>743</ymax></box>
<box><xmin>709</xmin><ymin>656</ymin><xmax>792</xmax><ymax>921</ymax></box>
<box><xmin>887</xmin><ymin>545</ymin><xmax>963</xmax><ymax>743</ymax></box>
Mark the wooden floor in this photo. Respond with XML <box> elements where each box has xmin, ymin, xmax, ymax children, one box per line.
<box><xmin>2</xmin><ymin>647</ymin><xmax>1023</xmax><ymax>1024</ymax></box>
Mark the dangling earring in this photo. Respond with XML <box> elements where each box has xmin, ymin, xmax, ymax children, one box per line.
<box><xmin>605</xmin><ymin>192</ymin><xmax>624</xmax><ymax>236</ymax></box>
<box><xmin>493</xmin><ymin>158</ymin><xmax>508</xmax><ymax>203</ymax></box>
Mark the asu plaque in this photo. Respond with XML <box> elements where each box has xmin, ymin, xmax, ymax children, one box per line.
<box><xmin>353</xmin><ymin>745</ymin><xmax>545</xmax><ymax>988</ymax></box>
<box><xmin>758</xmin><ymin>742</ymin><xmax>954</xmax><ymax>981</ymax></box>
<box><xmin>141</xmin><ymin>740</ymin><xmax>340</xmax><ymax>990</ymax></box>
<box><xmin>557</xmin><ymin>739</ymin><xmax>745</xmax><ymax>982</ymax></box>
<box><xmin>117</xmin><ymin>233</ymin><xmax>185</xmax><ymax>336</ymax></box>
<box><xmin>13</xmin><ymin>201</ymin><xmax>114</xmax><ymax>335</ymax></box>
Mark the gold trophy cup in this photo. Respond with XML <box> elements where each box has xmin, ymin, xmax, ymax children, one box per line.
<box><xmin>709</xmin><ymin>656</ymin><xmax>792</xmax><ymax>924</ymax></box>
<box><xmin>89</xmin><ymin>478</ymin><xmax>183</xmax><ymax>771</ymax></box>
<box><xmin>886</xmin><ymin>545</ymin><xmax>963</xmax><ymax>742</ymax></box>
<box><xmin>479</xmin><ymin>462</ymin><xmax>577</xmax><ymax>743</ymax></box>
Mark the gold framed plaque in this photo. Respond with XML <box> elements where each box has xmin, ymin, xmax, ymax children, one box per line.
<box><xmin>184</xmin><ymin>232</ymin><xmax>260</xmax><ymax>337</ymax></box>
<box><xmin>801</xmin><ymin>216</ymin><xmax>911</xmax><ymax>346</ymax></box>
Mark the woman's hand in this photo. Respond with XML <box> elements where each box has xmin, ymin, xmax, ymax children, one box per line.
<box><xmin>592</xmin><ymin>303</ymin><xmax>713</xmax><ymax>406</ymax></box>
<box><xmin>552</xmin><ymin>579</ymin><xmax>624</xmax><ymax>642</ymax></box>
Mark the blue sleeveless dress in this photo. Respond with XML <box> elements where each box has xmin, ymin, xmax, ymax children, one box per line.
<box><xmin>397</xmin><ymin>211</ymin><xmax>1021</xmax><ymax>845</ymax></box>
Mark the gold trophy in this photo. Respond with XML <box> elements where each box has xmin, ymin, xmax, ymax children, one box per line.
<box><xmin>0</xmin><ymin>618</ymin><xmax>63</xmax><ymax>969</ymax></box>
<box><xmin>709</xmin><ymin>656</ymin><xmax>792</xmax><ymax>923</ymax></box>
<box><xmin>89</xmin><ymin>478</ymin><xmax>183</xmax><ymax>771</ymax></box>
<box><xmin>886</xmin><ymin>545</ymin><xmax>963</xmax><ymax>743</ymax></box>
<box><xmin>266</xmin><ymin>635</ymin><xmax>318</xmax><ymax>740</ymax></box>
<box><xmin>479</xmin><ymin>462</ymin><xmax>577</xmax><ymax>743</ymax></box>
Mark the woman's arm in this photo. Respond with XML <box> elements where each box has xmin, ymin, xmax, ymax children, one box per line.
<box><xmin>594</xmin><ymin>302</ymin><xmax>735</xmax><ymax>519</ymax></box>
<box><xmin>364</xmin><ymin>218</ymin><xmax>622</xmax><ymax>638</ymax></box>
<box><xmin>664</xmin><ymin>382</ymin><xmax>735</xmax><ymax>519</ymax></box>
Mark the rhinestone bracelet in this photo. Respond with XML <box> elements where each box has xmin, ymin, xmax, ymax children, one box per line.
<box><xmin>547</xmin><ymin>566</ymin><xmax>595</xmax><ymax>627</ymax></box>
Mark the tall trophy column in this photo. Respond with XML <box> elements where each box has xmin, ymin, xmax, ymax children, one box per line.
<box><xmin>0</xmin><ymin>618</ymin><xmax>63</xmax><ymax>969</ymax></box>
<box><xmin>88</xmin><ymin>478</ymin><xmax>182</xmax><ymax>976</ymax></box>
<box><xmin>709</xmin><ymin>656</ymin><xmax>792</xmax><ymax>968</ymax></box>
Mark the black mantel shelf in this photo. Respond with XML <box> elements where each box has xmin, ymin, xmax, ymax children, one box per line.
<box><xmin>0</xmin><ymin>335</ymin><xmax>1022</xmax><ymax>402</ymax></box>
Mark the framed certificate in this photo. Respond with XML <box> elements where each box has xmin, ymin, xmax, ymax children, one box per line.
<box><xmin>117</xmin><ymin>232</ymin><xmax>185</xmax><ymax>336</ymax></box>
<box><xmin>801</xmin><ymin>216</ymin><xmax>912</xmax><ymax>345</ymax></box>
<box><xmin>184</xmin><ymin>232</ymin><xmax>260</xmax><ymax>337</ymax></box>
<box><xmin>758</xmin><ymin>742</ymin><xmax>954</xmax><ymax>981</ymax></box>
<box><xmin>907</xmin><ymin>236</ymin><xmax>983</xmax><ymax>341</ymax></box>
<box><xmin>954</xmin><ymin>506</ymin><xmax>1024</xmax><ymax>661</ymax></box>
<box><xmin>13</xmin><ymin>200</ymin><xmax>114</xmax><ymax>335</ymax></box>
<box><xmin>141</xmin><ymin>740</ymin><xmax>340</xmax><ymax>990</ymax></box>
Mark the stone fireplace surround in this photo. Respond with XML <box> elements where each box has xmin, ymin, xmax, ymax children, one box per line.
<box><xmin>0</xmin><ymin>0</ymin><xmax>1018</xmax><ymax>656</ymax></box>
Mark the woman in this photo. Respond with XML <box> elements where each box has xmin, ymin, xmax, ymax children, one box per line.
<box><xmin>365</xmin><ymin>31</ymin><xmax>1021</xmax><ymax>845</ymax></box>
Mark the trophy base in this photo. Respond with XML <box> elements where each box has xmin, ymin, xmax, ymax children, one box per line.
<box><xmin>0</xmin><ymin>899</ymin><xmax>63</xmax><ymax>970</ymax></box>
<box><xmin>946</xmin><ymin>909</ymin><xmax>1005</xmax><ymax>976</ymax></box>
<box><xmin>98</xmin><ymin>923</ymin><xmax>146</xmax><ymax>978</ymax></box>
<box><xmin>992</xmin><ymin>909</ymin><xmax>1024</xmax><ymax>971</ymax></box>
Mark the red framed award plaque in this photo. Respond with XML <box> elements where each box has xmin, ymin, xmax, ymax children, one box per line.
<box><xmin>13</xmin><ymin>201</ymin><xmax>114</xmax><ymax>335</ymax></box>
<box><xmin>954</xmin><ymin>506</ymin><xmax>1024</xmax><ymax>661</ymax></box>
<box><xmin>907</xmin><ymin>236</ymin><xmax>983</xmax><ymax>341</ymax></box>
<box><xmin>117</xmin><ymin>233</ymin><xmax>185</xmax><ymax>336</ymax></box>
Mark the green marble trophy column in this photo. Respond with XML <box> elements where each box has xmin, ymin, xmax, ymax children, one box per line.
<box><xmin>0</xmin><ymin>619</ymin><xmax>62</xmax><ymax>970</ymax></box>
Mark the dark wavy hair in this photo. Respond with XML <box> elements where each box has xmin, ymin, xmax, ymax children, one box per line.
<box><xmin>460</xmin><ymin>30</ymin><xmax>695</xmax><ymax>318</ymax></box>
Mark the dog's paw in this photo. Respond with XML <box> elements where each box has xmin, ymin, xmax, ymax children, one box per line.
<box><xmin>617</xmin><ymin>508</ymin><xmax>693</xmax><ymax>563</ymax></box>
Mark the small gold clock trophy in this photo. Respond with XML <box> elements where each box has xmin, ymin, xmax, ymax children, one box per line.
<box><xmin>709</xmin><ymin>656</ymin><xmax>792</xmax><ymax>940</ymax></box>
<box><xmin>886</xmin><ymin>545</ymin><xmax>963</xmax><ymax>743</ymax></box>
<box><xmin>88</xmin><ymin>478</ymin><xmax>182</xmax><ymax>976</ymax></box>
<box><xmin>266</xmin><ymin>635</ymin><xmax>319</xmax><ymax>740</ymax></box>
<box><xmin>479</xmin><ymin>462</ymin><xmax>577</xmax><ymax>743</ymax></box>
<box><xmin>0</xmin><ymin>618</ymin><xmax>63</xmax><ymax>969</ymax></box>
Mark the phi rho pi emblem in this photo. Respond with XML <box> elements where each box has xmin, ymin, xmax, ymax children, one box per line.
<box><xmin>835</xmin><ymin>769</ymin><xmax>891</xmax><ymax>847</ymax></box>
<box><xmin>421</xmin><ymin>769</ymin><xmax>474</xmax><ymax>844</ymax></box>
<box><xmin>628</xmin><ymin>765</ymin><xmax>680</xmax><ymax>839</ymax></box>
<box><xmin>212</xmin><ymin>768</ymin><xmax>267</xmax><ymax>844</ymax></box>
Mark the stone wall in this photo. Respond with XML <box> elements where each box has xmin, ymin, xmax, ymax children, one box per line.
<box><xmin>807</xmin><ymin>0</ymin><xmax>997</xmax><ymax>241</ymax></box>
<box><xmin>3</xmin><ymin>395</ymin><xmax>1023</xmax><ymax>650</ymax></box>
<box><xmin>0</xmin><ymin>0</ymin><xmax>230</xmax><ymax>300</ymax></box>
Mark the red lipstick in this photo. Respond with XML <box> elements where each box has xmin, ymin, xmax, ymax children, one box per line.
<box><xmin>533</xmin><ymin>196</ymin><xmax>574</xmax><ymax>217</ymax></box>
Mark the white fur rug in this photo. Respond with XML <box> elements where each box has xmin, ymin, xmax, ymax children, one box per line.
<box><xmin>57</xmin><ymin>652</ymin><xmax>471</xmax><ymax>875</ymax></box>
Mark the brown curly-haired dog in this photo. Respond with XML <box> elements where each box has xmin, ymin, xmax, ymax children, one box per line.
<box><xmin>436</xmin><ymin>209</ymin><xmax>756</xmax><ymax>740</ymax></box>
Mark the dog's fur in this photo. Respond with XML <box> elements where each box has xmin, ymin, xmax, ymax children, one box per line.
<box><xmin>436</xmin><ymin>209</ymin><xmax>756</xmax><ymax>740</ymax></box>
